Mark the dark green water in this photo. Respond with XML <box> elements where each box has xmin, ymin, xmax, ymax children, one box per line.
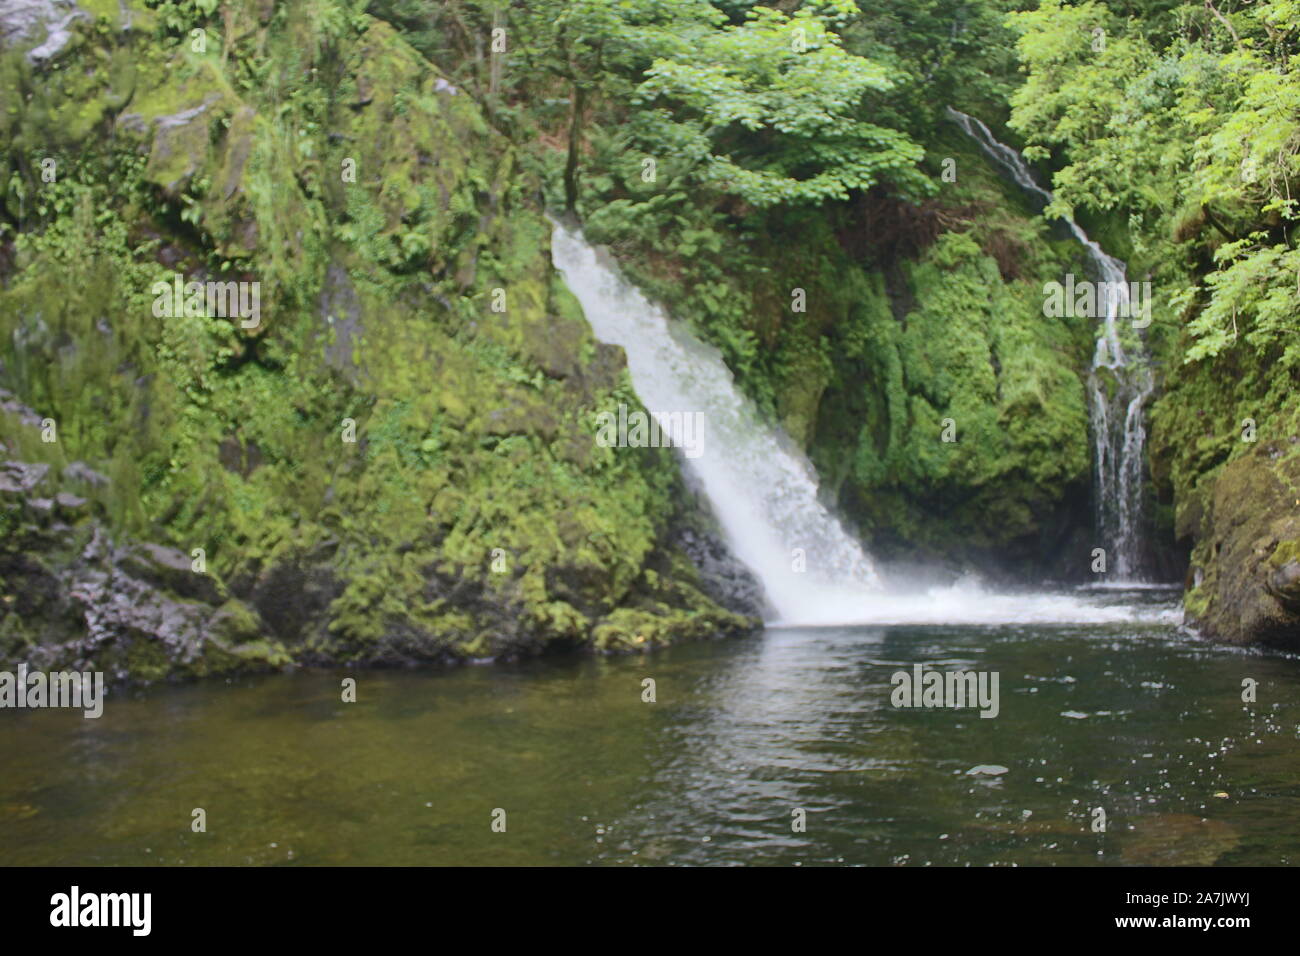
<box><xmin>3</xmin><ymin>591</ymin><xmax>1299</xmax><ymax>866</ymax></box>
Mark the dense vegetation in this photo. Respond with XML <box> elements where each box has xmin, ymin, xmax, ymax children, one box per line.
<box><xmin>1000</xmin><ymin>0</ymin><xmax>1300</xmax><ymax>640</ymax></box>
<box><xmin>1</xmin><ymin>0</ymin><xmax>1297</xmax><ymax>678</ymax></box>
<box><xmin>380</xmin><ymin>0</ymin><xmax>1101</xmax><ymax>570</ymax></box>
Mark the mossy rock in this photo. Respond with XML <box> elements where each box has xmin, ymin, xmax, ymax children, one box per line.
<box><xmin>1182</xmin><ymin>442</ymin><xmax>1300</xmax><ymax>648</ymax></box>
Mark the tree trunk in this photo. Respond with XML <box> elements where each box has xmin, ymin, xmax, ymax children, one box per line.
<box><xmin>564</xmin><ymin>85</ymin><xmax>586</xmax><ymax>213</ymax></box>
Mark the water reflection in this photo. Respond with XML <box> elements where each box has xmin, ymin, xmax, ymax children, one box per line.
<box><xmin>2</xmin><ymin>597</ymin><xmax>1298</xmax><ymax>866</ymax></box>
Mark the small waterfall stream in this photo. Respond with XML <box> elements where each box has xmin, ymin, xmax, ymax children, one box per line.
<box><xmin>947</xmin><ymin>108</ymin><xmax>1153</xmax><ymax>580</ymax></box>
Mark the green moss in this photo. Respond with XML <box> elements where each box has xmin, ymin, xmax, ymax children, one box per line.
<box><xmin>570</xmin><ymin>111</ymin><xmax>1094</xmax><ymax>572</ymax></box>
<box><xmin>1184</xmin><ymin>585</ymin><xmax>1211</xmax><ymax>620</ymax></box>
<box><xmin>0</xmin><ymin>0</ymin><xmax>753</xmax><ymax>680</ymax></box>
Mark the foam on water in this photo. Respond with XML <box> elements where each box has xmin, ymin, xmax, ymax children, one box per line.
<box><xmin>768</xmin><ymin>576</ymin><xmax>1181</xmax><ymax>628</ymax></box>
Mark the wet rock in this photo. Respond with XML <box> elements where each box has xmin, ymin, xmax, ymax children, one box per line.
<box><xmin>542</xmin><ymin>557</ymin><xmax>609</xmax><ymax>622</ymax></box>
<box><xmin>675</xmin><ymin>524</ymin><xmax>766</xmax><ymax>619</ymax></box>
<box><xmin>0</xmin><ymin>0</ymin><xmax>87</xmax><ymax>64</ymax></box>
<box><xmin>217</xmin><ymin>436</ymin><xmax>262</xmax><ymax>478</ymax></box>
<box><xmin>53</xmin><ymin>491</ymin><xmax>87</xmax><ymax>518</ymax></box>
<box><xmin>114</xmin><ymin>112</ymin><xmax>146</xmax><ymax>134</ymax></box>
<box><xmin>319</xmin><ymin>263</ymin><xmax>363</xmax><ymax>379</ymax></box>
<box><xmin>26</xmin><ymin>496</ymin><xmax>53</xmax><ymax>517</ymax></box>
<box><xmin>1266</xmin><ymin>560</ymin><xmax>1300</xmax><ymax>612</ymax></box>
<box><xmin>0</xmin><ymin>546</ymin><xmax>65</xmax><ymax>626</ymax></box>
<box><xmin>1</xmin><ymin>493</ymin><xmax>288</xmax><ymax>682</ymax></box>
<box><xmin>206</xmin><ymin>598</ymin><xmax>264</xmax><ymax>645</ymax></box>
<box><xmin>248</xmin><ymin>557</ymin><xmax>340</xmax><ymax>644</ymax></box>
<box><xmin>0</xmin><ymin>387</ymin><xmax>43</xmax><ymax>426</ymax></box>
<box><xmin>1184</xmin><ymin>445</ymin><xmax>1300</xmax><ymax>650</ymax></box>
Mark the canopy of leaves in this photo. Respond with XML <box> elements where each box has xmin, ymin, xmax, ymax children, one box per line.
<box><xmin>372</xmin><ymin>0</ymin><xmax>930</xmax><ymax>210</ymax></box>
<box><xmin>630</xmin><ymin>3</ymin><xmax>930</xmax><ymax>205</ymax></box>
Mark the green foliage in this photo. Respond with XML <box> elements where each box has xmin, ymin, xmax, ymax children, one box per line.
<box><xmin>402</xmin><ymin>0</ymin><xmax>928</xmax><ymax>210</ymax></box>
<box><xmin>1183</xmin><ymin>238</ymin><xmax>1300</xmax><ymax>363</ymax></box>
<box><xmin>1007</xmin><ymin>0</ymin><xmax>1300</xmax><ymax>368</ymax></box>
<box><xmin>631</xmin><ymin>3</ymin><xmax>931</xmax><ymax>205</ymax></box>
<box><xmin>1006</xmin><ymin>0</ymin><xmax>1300</xmax><ymax>629</ymax></box>
<box><xmin>843</xmin><ymin>0</ymin><xmax>1023</xmax><ymax>129</ymax></box>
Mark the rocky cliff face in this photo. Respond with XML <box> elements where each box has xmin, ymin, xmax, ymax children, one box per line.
<box><xmin>1151</xmin><ymin>368</ymin><xmax>1300</xmax><ymax>651</ymax></box>
<box><xmin>1185</xmin><ymin>445</ymin><xmax>1300</xmax><ymax>650</ymax></box>
<box><xmin>4</xmin><ymin>1</ymin><xmax>1293</xmax><ymax>670</ymax></box>
<box><xmin>0</xmin><ymin>1</ymin><xmax>760</xmax><ymax>681</ymax></box>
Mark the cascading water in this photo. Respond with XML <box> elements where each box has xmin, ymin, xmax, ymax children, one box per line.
<box><xmin>550</xmin><ymin>219</ymin><xmax>883</xmax><ymax>625</ymax></box>
<box><xmin>551</xmin><ymin>219</ymin><xmax>1177</xmax><ymax>627</ymax></box>
<box><xmin>946</xmin><ymin>108</ymin><xmax>1153</xmax><ymax>581</ymax></box>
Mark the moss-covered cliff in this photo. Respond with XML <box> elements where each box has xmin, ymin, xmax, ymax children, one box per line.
<box><xmin>0</xmin><ymin>0</ymin><xmax>758</xmax><ymax>681</ymax></box>
<box><xmin>1149</xmin><ymin>327</ymin><xmax>1300</xmax><ymax>650</ymax></box>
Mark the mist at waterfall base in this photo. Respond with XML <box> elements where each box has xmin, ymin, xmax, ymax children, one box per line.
<box><xmin>550</xmin><ymin>221</ymin><xmax>1177</xmax><ymax>631</ymax></box>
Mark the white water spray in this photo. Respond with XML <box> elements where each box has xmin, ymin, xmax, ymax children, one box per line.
<box><xmin>551</xmin><ymin>220</ymin><xmax>883</xmax><ymax>624</ymax></box>
<box><xmin>947</xmin><ymin>108</ymin><xmax>1153</xmax><ymax>580</ymax></box>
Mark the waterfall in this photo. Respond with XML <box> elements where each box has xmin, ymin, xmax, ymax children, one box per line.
<box><xmin>550</xmin><ymin>220</ymin><xmax>883</xmax><ymax>624</ymax></box>
<box><xmin>946</xmin><ymin>108</ymin><xmax>1153</xmax><ymax>581</ymax></box>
